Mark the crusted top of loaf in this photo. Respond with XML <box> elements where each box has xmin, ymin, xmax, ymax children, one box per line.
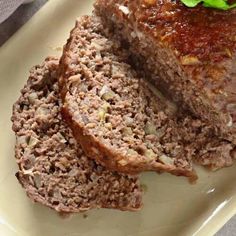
<box><xmin>96</xmin><ymin>0</ymin><xmax>236</xmax><ymax>63</ymax></box>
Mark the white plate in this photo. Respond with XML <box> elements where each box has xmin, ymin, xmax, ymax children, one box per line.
<box><xmin>0</xmin><ymin>0</ymin><xmax>235</xmax><ymax>235</ymax></box>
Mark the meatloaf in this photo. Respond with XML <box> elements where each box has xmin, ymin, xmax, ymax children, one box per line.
<box><xmin>11</xmin><ymin>57</ymin><xmax>142</xmax><ymax>213</ymax></box>
<box><xmin>60</xmin><ymin>15</ymin><xmax>235</xmax><ymax>181</ymax></box>
<box><xmin>94</xmin><ymin>0</ymin><xmax>236</xmax><ymax>144</ymax></box>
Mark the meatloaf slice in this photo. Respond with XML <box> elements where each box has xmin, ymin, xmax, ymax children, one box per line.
<box><xmin>94</xmin><ymin>0</ymin><xmax>236</xmax><ymax>144</ymax></box>
<box><xmin>11</xmin><ymin>57</ymin><xmax>142</xmax><ymax>213</ymax></box>
<box><xmin>60</xmin><ymin>16</ymin><xmax>200</xmax><ymax>180</ymax></box>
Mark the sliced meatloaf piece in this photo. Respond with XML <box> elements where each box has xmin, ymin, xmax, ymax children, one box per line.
<box><xmin>60</xmin><ymin>15</ymin><xmax>199</xmax><ymax>180</ymax></box>
<box><xmin>11</xmin><ymin>57</ymin><xmax>142</xmax><ymax>213</ymax></box>
<box><xmin>94</xmin><ymin>0</ymin><xmax>236</xmax><ymax>144</ymax></box>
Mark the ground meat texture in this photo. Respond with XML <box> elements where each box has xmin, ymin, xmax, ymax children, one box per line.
<box><xmin>175</xmin><ymin>115</ymin><xmax>236</xmax><ymax>171</ymax></box>
<box><xmin>60</xmin><ymin>16</ymin><xmax>236</xmax><ymax>181</ymax></box>
<box><xmin>11</xmin><ymin>57</ymin><xmax>142</xmax><ymax>213</ymax></box>
<box><xmin>94</xmin><ymin>0</ymin><xmax>236</xmax><ymax>145</ymax></box>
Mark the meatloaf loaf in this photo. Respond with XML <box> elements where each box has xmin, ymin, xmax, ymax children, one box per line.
<box><xmin>60</xmin><ymin>15</ymin><xmax>235</xmax><ymax>181</ymax></box>
<box><xmin>11</xmin><ymin>57</ymin><xmax>142</xmax><ymax>213</ymax></box>
<box><xmin>94</xmin><ymin>0</ymin><xmax>236</xmax><ymax>144</ymax></box>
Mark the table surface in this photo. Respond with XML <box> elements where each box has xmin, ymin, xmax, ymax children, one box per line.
<box><xmin>0</xmin><ymin>0</ymin><xmax>235</xmax><ymax>235</ymax></box>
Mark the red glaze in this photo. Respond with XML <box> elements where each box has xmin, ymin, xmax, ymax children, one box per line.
<box><xmin>133</xmin><ymin>0</ymin><xmax>236</xmax><ymax>63</ymax></box>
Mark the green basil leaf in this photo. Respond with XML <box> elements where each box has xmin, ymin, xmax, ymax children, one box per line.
<box><xmin>181</xmin><ymin>0</ymin><xmax>202</xmax><ymax>7</ymax></box>
<box><xmin>180</xmin><ymin>0</ymin><xmax>236</xmax><ymax>10</ymax></box>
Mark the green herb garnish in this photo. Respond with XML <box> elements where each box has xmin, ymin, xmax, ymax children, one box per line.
<box><xmin>181</xmin><ymin>0</ymin><xmax>236</xmax><ymax>10</ymax></box>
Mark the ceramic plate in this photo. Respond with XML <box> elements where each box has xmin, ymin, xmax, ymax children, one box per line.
<box><xmin>0</xmin><ymin>0</ymin><xmax>235</xmax><ymax>235</ymax></box>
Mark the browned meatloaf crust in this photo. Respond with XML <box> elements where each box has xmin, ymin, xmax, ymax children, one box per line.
<box><xmin>60</xmin><ymin>15</ymin><xmax>235</xmax><ymax>180</ymax></box>
<box><xmin>94</xmin><ymin>0</ymin><xmax>236</xmax><ymax>144</ymax></box>
<box><xmin>11</xmin><ymin>57</ymin><xmax>142</xmax><ymax>213</ymax></box>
